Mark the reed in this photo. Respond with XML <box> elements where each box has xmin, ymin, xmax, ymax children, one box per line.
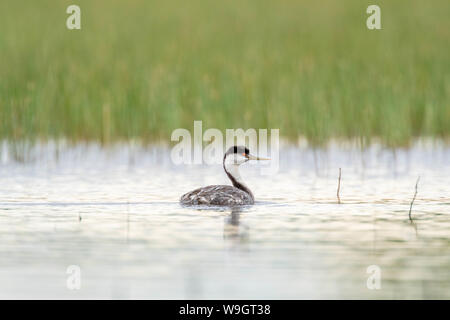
<box><xmin>0</xmin><ymin>0</ymin><xmax>449</xmax><ymax>146</ymax></box>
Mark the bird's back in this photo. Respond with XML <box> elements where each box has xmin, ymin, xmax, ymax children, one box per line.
<box><xmin>180</xmin><ymin>185</ymin><xmax>254</xmax><ymax>206</ymax></box>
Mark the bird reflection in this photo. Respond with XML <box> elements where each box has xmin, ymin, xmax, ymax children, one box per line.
<box><xmin>223</xmin><ymin>207</ymin><xmax>250</xmax><ymax>246</ymax></box>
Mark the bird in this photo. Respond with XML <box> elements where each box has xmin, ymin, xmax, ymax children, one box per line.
<box><xmin>180</xmin><ymin>146</ymin><xmax>270</xmax><ymax>206</ymax></box>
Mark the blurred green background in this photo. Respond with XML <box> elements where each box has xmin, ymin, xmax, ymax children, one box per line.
<box><xmin>0</xmin><ymin>0</ymin><xmax>449</xmax><ymax>146</ymax></box>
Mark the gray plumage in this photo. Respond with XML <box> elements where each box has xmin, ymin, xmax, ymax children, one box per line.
<box><xmin>180</xmin><ymin>185</ymin><xmax>254</xmax><ymax>206</ymax></box>
<box><xmin>180</xmin><ymin>146</ymin><xmax>265</xmax><ymax>206</ymax></box>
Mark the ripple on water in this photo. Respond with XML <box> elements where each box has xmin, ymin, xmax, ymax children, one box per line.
<box><xmin>0</xmin><ymin>142</ymin><xmax>449</xmax><ymax>298</ymax></box>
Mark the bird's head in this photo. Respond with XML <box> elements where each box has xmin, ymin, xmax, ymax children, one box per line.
<box><xmin>223</xmin><ymin>145</ymin><xmax>270</xmax><ymax>166</ymax></box>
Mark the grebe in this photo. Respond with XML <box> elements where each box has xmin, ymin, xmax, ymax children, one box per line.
<box><xmin>180</xmin><ymin>146</ymin><xmax>269</xmax><ymax>206</ymax></box>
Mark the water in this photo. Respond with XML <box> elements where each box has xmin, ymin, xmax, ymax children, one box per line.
<box><xmin>0</xmin><ymin>141</ymin><xmax>449</xmax><ymax>299</ymax></box>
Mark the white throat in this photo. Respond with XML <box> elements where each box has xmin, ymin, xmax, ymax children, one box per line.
<box><xmin>223</xmin><ymin>152</ymin><xmax>254</xmax><ymax>199</ymax></box>
<box><xmin>224</xmin><ymin>155</ymin><xmax>246</xmax><ymax>185</ymax></box>
<box><xmin>225</xmin><ymin>163</ymin><xmax>243</xmax><ymax>183</ymax></box>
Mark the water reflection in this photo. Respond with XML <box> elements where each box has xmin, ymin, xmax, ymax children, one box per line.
<box><xmin>223</xmin><ymin>207</ymin><xmax>249</xmax><ymax>245</ymax></box>
<box><xmin>0</xmin><ymin>142</ymin><xmax>449</xmax><ymax>299</ymax></box>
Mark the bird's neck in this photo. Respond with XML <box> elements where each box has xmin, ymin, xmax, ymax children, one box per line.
<box><xmin>223</xmin><ymin>158</ymin><xmax>254</xmax><ymax>200</ymax></box>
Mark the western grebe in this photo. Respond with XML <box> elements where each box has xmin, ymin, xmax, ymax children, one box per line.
<box><xmin>180</xmin><ymin>146</ymin><xmax>269</xmax><ymax>206</ymax></box>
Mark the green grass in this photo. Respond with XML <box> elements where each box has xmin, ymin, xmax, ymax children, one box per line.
<box><xmin>0</xmin><ymin>0</ymin><xmax>449</xmax><ymax>146</ymax></box>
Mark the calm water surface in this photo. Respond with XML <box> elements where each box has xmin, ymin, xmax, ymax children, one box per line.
<box><xmin>0</xmin><ymin>142</ymin><xmax>449</xmax><ymax>299</ymax></box>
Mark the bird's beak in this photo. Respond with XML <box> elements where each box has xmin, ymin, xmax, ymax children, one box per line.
<box><xmin>246</xmin><ymin>154</ymin><xmax>270</xmax><ymax>161</ymax></box>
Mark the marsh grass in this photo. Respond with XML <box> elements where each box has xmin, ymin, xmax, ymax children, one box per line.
<box><xmin>0</xmin><ymin>0</ymin><xmax>449</xmax><ymax>146</ymax></box>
